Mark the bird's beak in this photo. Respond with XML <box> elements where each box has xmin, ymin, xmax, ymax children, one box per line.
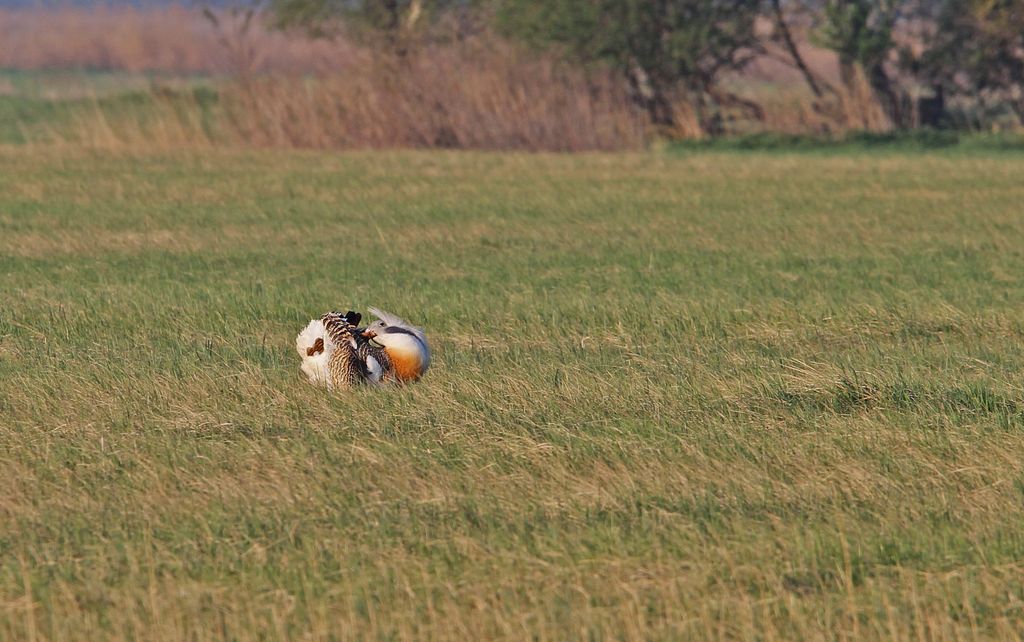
<box><xmin>361</xmin><ymin>330</ymin><xmax>376</xmax><ymax>339</ymax></box>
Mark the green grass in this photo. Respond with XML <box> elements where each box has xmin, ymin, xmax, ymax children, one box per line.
<box><xmin>3</xmin><ymin>148</ymin><xmax>1024</xmax><ymax>640</ymax></box>
<box><xmin>0</xmin><ymin>71</ymin><xmax>221</xmax><ymax>145</ymax></box>
<box><xmin>669</xmin><ymin>130</ymin><xmax>1024</xmax><ymax>154</ymax></box>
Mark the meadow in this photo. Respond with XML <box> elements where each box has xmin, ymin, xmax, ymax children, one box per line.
<box><xmin>3</xmin><ymin>146</ymin><xmax>1024</xmax><ymax>640</ymax></box>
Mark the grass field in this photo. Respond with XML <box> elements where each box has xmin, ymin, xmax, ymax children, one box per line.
<box><xmin>3</xmin><ymin>147</ymin><xmax>1024</xmax><ymax>640</ymax></box>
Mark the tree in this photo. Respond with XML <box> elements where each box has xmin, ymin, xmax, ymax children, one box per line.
<box><xmin>767</xmin><ymin>0</ymin><xmax>831</xmax><ymax>99</ymax></box>
<box><xmin>497</xmin><ymin>0</ymin><xmax>764</xmax><ymax>135</ymax></box>
<box><xmin>270</xmin><ymin>0</ymin><xmax>458</xmax><ymax>55</ymax></box>
<box><xmin>916</xmin><ymin>0</ymin><xmax>1024</xmax><ymax>126</ymax></box>
<box><xmin>202</xmin><ymin>4</ymin><xmax>266</xmax><ymax>79</ymax></box>
<box><xmin>814</xmin><ymin>0</ymin><xmax>911</xmax><ymax>127</ymax></box>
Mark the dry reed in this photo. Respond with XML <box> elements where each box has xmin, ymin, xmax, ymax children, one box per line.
<box><xmin>218</xmin><ymin>43</ymin><xmax>647</xmax><ymax>151</ymax></box>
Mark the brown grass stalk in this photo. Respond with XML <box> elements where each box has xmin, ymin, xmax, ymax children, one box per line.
<box><xmin>50</xmin><ymin>40</ymin><xmax>648</xmax><ymax>153</ymax></box>
<box><xmin>222</xmin><ymin>44</ymin><xmax>646</xmax><ymax>151</ymax></box>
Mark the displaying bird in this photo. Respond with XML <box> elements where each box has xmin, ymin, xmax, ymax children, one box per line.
<box><xmin>359</xmin><ymin>307</ymin><xmax>431</xmax><ymax>383</ymax></box>
<box><xmin>296</xmin><ymin>307</ymin><xmax>430</xmax><ymax>388</ymax></box>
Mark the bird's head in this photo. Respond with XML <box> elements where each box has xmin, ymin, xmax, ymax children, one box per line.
<box><xmin>359</xmin><ymin>317</ymin><xmax>389</xmax><ymax>348</ymax></box>
<box><xmin>359</xmin><ymin>308</ymin><xmax>423</xmax><ymax>347</ymax></box>
<box><xmin>360</xmin><ymin>307</ymin><xmax>431</xmax><ymax>379</ymax></box>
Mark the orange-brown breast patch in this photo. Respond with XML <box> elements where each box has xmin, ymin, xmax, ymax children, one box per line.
<box><xmin>389</xmin><ymin>351</ymin><xmax>423</xmax><ymax>382</ymax></box>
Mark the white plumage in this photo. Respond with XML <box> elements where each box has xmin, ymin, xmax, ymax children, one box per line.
<box><xmin>295</xmin><ymin>307</ymin><xmax>431</xmax><ymax>389</ymax></box>
<box><xmin>295</xmin><ymin>318</ymin><xmax>335</xmax><ymax>388</ymax></box>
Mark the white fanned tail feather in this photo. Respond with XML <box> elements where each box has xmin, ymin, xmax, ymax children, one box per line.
<box><xmin>295</xmin><ymin>319</ymin><xmax>334</xmax><ymax>388</ymax></box>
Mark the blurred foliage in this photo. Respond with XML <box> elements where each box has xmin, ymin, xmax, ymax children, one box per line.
<box><xmin>917</xmin><ymin>0</ymin><xmax>1024</xmax><ymax>126</ymax></box>
<box><xmin>259</xmin><ymin>0</ymin><xmax>1024</xmax><ymax>134</ymax></box>
<box><xmin>269</xmin><ymin>0</ymin><xmax>477</xmax><ymax>51</ymax></box>
<box><xmin>816</xmin><ymin>0</ymin><xmax>898</xmax><ymax>82</ymax></box>
<box><xmin>496</xmin><ymin>0</ymin><xmax>763</xmax><ymax>134</ymax></box>
<box><xmin>811</xmin><ymin>1</ymin><xmax>908</xmax><ymax>125</ymax></box>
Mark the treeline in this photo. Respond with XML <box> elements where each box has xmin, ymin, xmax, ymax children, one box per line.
<box><xmin>4</xmin><ymin>2</ymin><xmax>1022</xmax><ymax>149</ymax></box>
<box><xmin>265</xmin><ymin>0</ymin><xmax>1024</xmax><ymax>135</ymax></box>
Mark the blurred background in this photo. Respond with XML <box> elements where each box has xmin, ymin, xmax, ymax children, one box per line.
<box><xmin>2</xmin><ymin>0</ymin><xmax>1022</xmax><ymax>151</ymax></box>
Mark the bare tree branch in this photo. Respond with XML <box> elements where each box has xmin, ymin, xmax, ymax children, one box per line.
<box><xmin>770</xmin><ymin>0</ymin><xmax>833</xmax><ymax>98</ymax></box>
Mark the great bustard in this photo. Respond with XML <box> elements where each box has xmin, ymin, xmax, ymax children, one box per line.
<box><xmin>296</xmin><ymin>308</ymin><xmax>430</xmax><ymax>388</ymax></box>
